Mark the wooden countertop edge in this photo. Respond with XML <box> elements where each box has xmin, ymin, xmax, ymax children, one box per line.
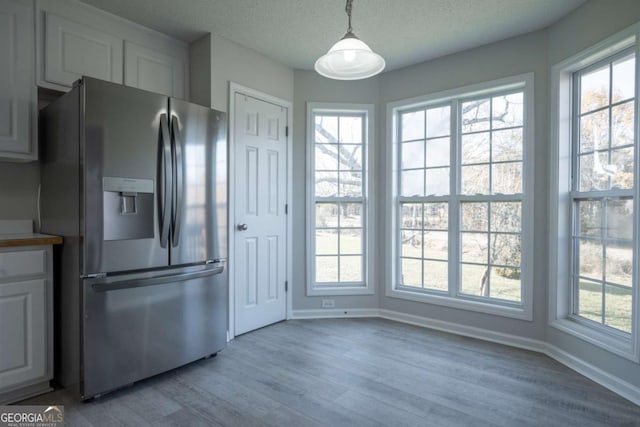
<box><xmin>0</xmin><ymin>236</ymin><xmax>63</xmax><ymax>248</ymax></box>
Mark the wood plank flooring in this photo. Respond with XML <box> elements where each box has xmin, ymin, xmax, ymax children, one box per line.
<box><xmin>19</xmin><ymin>318</ymin><xmax>640</xmax><ymax>426</ymax></box>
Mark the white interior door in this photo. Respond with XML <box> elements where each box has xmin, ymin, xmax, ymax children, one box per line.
<box><xmin>234</xmin><ymin>93</ymin><xmax>287</xmax><ymax>335</ymax></box>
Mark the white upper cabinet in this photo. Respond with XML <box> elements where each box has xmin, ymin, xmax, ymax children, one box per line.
<box><xmin>0</xmin><ymin>0</ymin><xmax>36</xmax><ymax>161</ymax></box>
<box><xmin>125</xmin><ymin>41</ymin><xmax>186</xmax><ymax>98</ymax></box>
<box><xmin>44</xmin><ymin>12</ymin><xmax>123</xmax><ymax>87</ymax></box>
<box><xmin>37</xmin><ymin>0</ymin><xmax>189</xmax><ymax>99</ymax></box>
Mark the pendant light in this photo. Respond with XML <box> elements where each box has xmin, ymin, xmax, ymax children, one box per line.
<box><xmin>314</xmin><ymin>0</ymin><xmax>385</xmax><ymax>80</ymax></box>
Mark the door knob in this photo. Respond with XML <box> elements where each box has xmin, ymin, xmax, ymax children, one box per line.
<box><xmin>237</xmin><ymin>223</ymin><xmax>248</xmax><ymax>231</ymax></box>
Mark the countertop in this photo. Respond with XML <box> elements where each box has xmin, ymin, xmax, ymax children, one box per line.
<box><xmin>0</xmin><ymin>233</ymin><xmax>63</xmax><ymax>248</ymax></box>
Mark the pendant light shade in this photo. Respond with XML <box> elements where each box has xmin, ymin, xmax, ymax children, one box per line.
<box><xmin>314</xmin><ymin>1</ymin><xmax>385</xmax><ymax>80</ymax></box>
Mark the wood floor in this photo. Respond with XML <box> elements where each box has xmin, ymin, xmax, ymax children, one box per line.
<box><xmin>20</xmin><ymin>318</ymin><xmax>640</xmax><ymax>426</ymax></box>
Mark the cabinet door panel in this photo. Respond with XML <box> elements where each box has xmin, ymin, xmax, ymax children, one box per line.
<box><xmin>45</xmin><ymin>13</ymin><xmax>123</xmax><ymax>87</ymax></box>
<box><xmin>124</xmin><ymin>41</ymin><xmax>185</xmax><ymax>98</ymax></box>
<box><xmin>0</xmin><ymin>0</ymin><xmax>34</xmax><ymax>160</ymax></box>
<box><xmin>0</xmin><ymin>279</ymin><xmax>47</xmax><ymax>389</ymax></box>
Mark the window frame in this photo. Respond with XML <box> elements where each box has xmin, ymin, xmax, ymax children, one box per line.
<box><xmin>549</xmin><ymin>23</ymin><xmax>640</xmax><ymax>361</ymax></box>
<box><xmin>386</xmin><ymin>73</ymin><xmax>535</xmax><ymax>320</ymax></box>
<box><xmin>306</xmin><ymin>102</ymin><xmax>375</xmax><ymax>296</ymax></box>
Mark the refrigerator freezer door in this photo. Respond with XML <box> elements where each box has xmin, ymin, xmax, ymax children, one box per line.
<box><xmin>82</xmin><ymin>264</ymin><xmax>228</xmax><ymax>398</ymax></box>
<box><xmin>82</xmin><ymin>78</ymin><xmax>170</xmax><ymax>274</ymax></box>
<box><xmin>169</xmin><ymin>98</ymin><xmax>227</xmax><ymax>265</ymax></box>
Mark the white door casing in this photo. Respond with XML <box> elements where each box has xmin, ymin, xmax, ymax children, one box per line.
<box><xmin>233</xmin><ymin>92</ymin><xmax>288</xmax><ymax>336</ymax></box>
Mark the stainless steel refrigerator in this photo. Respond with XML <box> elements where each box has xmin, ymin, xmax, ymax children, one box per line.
<box><xmin>40</xmin><ymin>77</ymin><xmax>228</xmax><ymax>399</ymax></box>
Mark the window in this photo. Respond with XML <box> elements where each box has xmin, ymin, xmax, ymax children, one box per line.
<box><xmin>307</xmin><ymin>103</ymin><xmax>374</xmax><ymax>295</ymax></box>
<box><xmin>388</xmin><ymin>74</ymin><xmax>534</xmax><ymax>319</ymax></box>
<box><xmin>550</xmin><ymin>26</ymin><xmax>638</xmax><ymax>360</ymax></box>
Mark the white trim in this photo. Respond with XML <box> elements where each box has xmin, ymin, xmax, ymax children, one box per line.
<box><xmin>228</xmin><ymin>82</ymin><xmax>293</xmax><ymax>339</ymax></box>
<box><xmin>306</xmin><ymin>102</ymin><xmax>376</xmax><ymax>296</ymax></box>
<box><xmin>287</xmin><ymin>309</ymin><xmax>640</xmax><ymax>406</ymax></box>
<box><xmin>548</xmin><ymin>22</ymin><xmax>640</xmax><ymax>362</ymax></box>
<box><xmin>385</xmin><ymin>72</ymin><xmax>535</xmax><ymax>321</ymax></box>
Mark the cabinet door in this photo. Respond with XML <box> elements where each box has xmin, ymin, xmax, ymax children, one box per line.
<box><xmin>44</xmin><ymin>12</ymin><xmax>123</xmax><ymax>88</ymax></box>
<box><xmin>0</xmin><ymin>279</ymin><xmax>47</xmax><ymax>390</ymax></box>
<box><xmin>124</xmin><ymin>41</ymin><xmax>186</xmax><ymax>99</ymax></box>
<box><xmin>0</xmin><ymin>0</ymin><xmax>35</xmax><ymax>161</ymax></box>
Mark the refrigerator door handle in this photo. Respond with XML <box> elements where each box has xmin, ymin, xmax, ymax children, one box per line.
<box><xmin>158</xmin><ymin>114</ymin><xmax>173</xmax><ymax>248</ymax></box>
<box><xmin>91</xmin><ymin>266</ymin><xmax>224</xmax><ymax>292</ymax></box>
<box><xmin>171</xmin><ymin>115</ymin><xmax>183</xmax><ymax>247</ymax></box>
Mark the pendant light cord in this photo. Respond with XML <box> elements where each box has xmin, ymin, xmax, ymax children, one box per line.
<box><xmin>346</xmin><ymin>0</ymin><xmax>353</xmax><ymax>33</ymax></box>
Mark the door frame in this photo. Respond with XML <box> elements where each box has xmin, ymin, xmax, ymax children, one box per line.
<box><xmin>228</xmin><ymin>82</ymin><xmax>293</xmax><ymax>340</ymax></box>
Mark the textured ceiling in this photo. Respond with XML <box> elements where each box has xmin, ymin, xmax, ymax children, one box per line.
<box><xmin>79</xmin><ymin>0</ymin><xmax>586</xmax><ymax>72</ymax></box>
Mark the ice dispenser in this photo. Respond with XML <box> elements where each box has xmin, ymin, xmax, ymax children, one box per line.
<box><xmin>103</xmin><ymin>177</ymin><xmax>154</xmax><ymax>241</ymax></box>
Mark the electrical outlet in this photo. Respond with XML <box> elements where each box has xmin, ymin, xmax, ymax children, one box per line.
<box><xmin>322</xmin><ymin>299</ymin><xmax>335</xmax><ymax>309</ymax></box>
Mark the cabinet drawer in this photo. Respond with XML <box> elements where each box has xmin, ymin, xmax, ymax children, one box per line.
<box><xmin>0</xmin><ymin>251</ymin><xmax>46</xmax><ymax>279</ymax></box>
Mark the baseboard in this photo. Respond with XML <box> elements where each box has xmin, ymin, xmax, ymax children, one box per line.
<box><xmin>290</xmin><ymin>308</ymin><xmax>380</xmax><ymax>319</ymax></box>
<box><xmin>544</xmin><ymin>344</ymin><xmax>640</xmax><ymax>407</ymax></box>
<box><xmin>290</xmin><ymin>308</ymin><xmax>640</xmax><ymax>407</ymax></box>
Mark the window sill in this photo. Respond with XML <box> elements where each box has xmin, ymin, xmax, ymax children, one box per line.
<box><xmin>550</xmin><ymin>317</ymin><xmax>638</xmax><ymax>362</ymax></box>
<box><xmin>387</xmin><ymin>286</ymin><xmax>532</xmax><ymax>321</ymax></box>
<box><xmin>307</xmin><ymin>284</ymin><xmax>375</xmax><ymax>297</ymax></box>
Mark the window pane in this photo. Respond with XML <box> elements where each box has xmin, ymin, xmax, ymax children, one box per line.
<box><xmin>579</xmin><ymin>109</ymin><xmax>609</xmax><ymax>154</ymax></box>
<box><xmin>578</xmin><ymin>279</ymin><xmax>602</xmax><ymax>323</ymax></box>
<box><xmin>315</xmin><ymin>171</ymin><xmax>338</xmax><ymax>196</ymax></box>
<box><xmin>580</xmin><ymin>65</ymin><xmax>610</xmax><ymax>113</ymax></box>
<box><xmin>340</xmin><ymin>229</ymin><xmax>362</xmax><ymax>255</ymax></box>
<box><xmin>612</xmin><ymin>101</ymin><xmax>634</xmax><ymax>148</ymax></box>
<box><xmin>423</xmin><ymin>260</ymin><xmax>448</xmax><ymax>291</ymax></box>
<box><xmin>401</xmin><ymin>258</ymin><xmax>422</xmax><ymax>287</ymax></box>
<box><xmin>316</xmin><ymin>256</ymin><xmax>338</xmax><ymax>282</ymax></box>
<box><xmin>315</xmin><ymin>145</ymin><xmax>339</xmax><ymax>171</ymax></box>
<box><xmin>492</xmin><ymin>128</ymin><xmax>523</xmax><ymax>162</ymax></box>
<box><xmin>315</xmin><ymin>116</ymin><xmax>338</xmax><ymax>143</ymax></box>
<box><xmin>606</xmin><ymin>199</ymin><xmax>633</xmax><ymax>240</ymax></box>
<box><xmin>340</xmin><ymin>203</ymin><xmax>362</xmax><ymax>228</ymax></box>
<box><xmin>490</xmin><ymin>202</ymin><xmax>521</xmax><ymax>233</ymax></box>
<box><xmin>424</xmin><ymin>231</ymin><xmax>448</xmax><ymax>260</ymax></box>
<box><xmin>490</xmin><ymin>267</ymin><xmax>521</xmax><ymax>302</ymax></box>
<box><xmin>461</xmin><ymin>165</ymin><xmax>489</xmax><ymax>194</ymax></box>
<box><xmin>402</xmin><ymin>141</ymin><xmax>425</xmax><ymax>169</ymax></box>
<box><xmin>424</xmin><ymin>203</ymin><xmax>448</xmax><ymax>230</ymax></box>
<box><xmin>339</xmin><ymin>171</ymin><xmax>362</xmax><ymax>197</ymax></box>
<box><xmin>461</xmin><ymin>132</ymin><xmax>490</xmax><ymax>164</ymax></box>
<box><xmin>401</xmin><ymin>231</ymin><xmax>422</xmax><ymax>258</ymax></box>
<box><xmin>461</xmin><ymin>232</ymin><xmax>488</xmax><ymax>263</ymax></box>
<box><xmin>425</xmin><ymin>137</ymin><xmax>450</xmax><ymax>167</ymax></box>
<box><xmin>401</xmin><ymin>169</ymin><xmax>424</xmax><ymax>196</ymax></box>
<box><xmin>578</xmin><ymin>200</ymin><xmax>602</xmax><ymax>238</ymax></box>
<box><xmin>612</xmin><ymin>55</ymin><xmax>635</xmax><ymax>103</ymax></box>
<box><xmin>339</xmin><ymin>116</ymin><xmax>362</xmax><ymax>143</ymax></box>
<box><xmin>339</xmin><ymin>145</ymin><xmax>363</xmax><ymax>172</ymax></box>
<box><xmin>610</xmin><ymin>147</ymin><xmax>634</xmax><ymax>189</ymax></box>
<box><xmin>425</xmin><ymin>167</ymin><xmax>450</xmax><ymax>196</ymax></box>
<box><xmin>491</xmin><ymin>234</ymin><xmax>521</xmax><ymax>266</ymax></box>
<box><xmin>401</xmin><ymin>203</ymin><xmax>423</xmax><ymax>229</ymax></box>
<box><xmin>604</xmin><ymin>284</ymin><xmax>632</xmax><ymax>333</ymax></box>
<box><xmin>426</xmin><ymin>106</ymin><xmax>451</xmax><ymax>138</ymax></box>
<box><xmin>316</xmin><ymin>230</ymin><xmax>338</xmax><ymax>255</ymax></box>
<box><xmin>492</xmin><ymin>92</ymin><xmax>523</xmax><ymax>129</ymax></box>
<box><xmin>462</xmin><ymin>98</ymin><xmax>490</xmax><ymax>133</ymax></box>
<box><xmin>492</xmin><ymin>162</ymin><xmax>522</xmax><ymax>194</ymax></box>
<box><xmin>401</xmin><ymin>110</ymin><xmax>425</xmax><ymax>141</ymax></box>
<box><xmin>605</xmin><ymin>242</ymin><xmax>632</xmax><ymax>287</ymax></box>
<box><xmin>578</xmin><ymin>239</ymin><xmax>603</xmax><ymax>281</ymax></box>
<box><xmin>460</xmin><ymin>263</ymin><xmax>488</xmax><ymax>296</ymax></box>
<box><xmin>579</xmin><ymin>152</ymin><xmax>609</xmax><ymax>191</ymax></box>
<box><xmin>340</xmin><ymin>256</ymin><xmax>362</xmax><ymax>282</ymax></box>
<box><xmin>316</xmin><ymin>203</ymin><xmax>338</xmax><ymax>227</ymax></box>
<box><xmin>461</xmin><ymin>202</ymin><xmax>488</xmax><ymax>232</ymax></box>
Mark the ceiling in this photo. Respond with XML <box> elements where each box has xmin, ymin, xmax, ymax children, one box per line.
<box><xmin>79</xmin><ymin>0</ymin><xmax>587</xmax><ymax>72</ymax></box>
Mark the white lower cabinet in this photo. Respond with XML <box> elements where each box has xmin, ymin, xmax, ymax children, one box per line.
<box><xmin>0</xmin><ymin>247</ymin><xmax>53</xmax><ymax>404</ymax></box>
